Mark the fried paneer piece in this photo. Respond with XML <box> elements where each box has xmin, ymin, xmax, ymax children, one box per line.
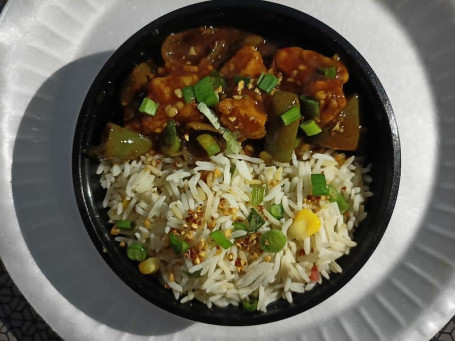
<box><xmin>217</xmin><ymin>97</ymin><xmax>267</xmax><ymax>139</ymax></box>
<box><xmin>220</xmin><ymin>45</ymin><xmax>267</xmax><ymax>79</ymax></box>
<box><xmin>273</xmin><ymin>47</ymin><xmax>349</xmax><ymax>125</ymax></box>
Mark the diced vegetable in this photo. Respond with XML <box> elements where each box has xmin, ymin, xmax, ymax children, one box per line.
<box><xmin>116</xmin><ymin>219</ymin><xmax>133</xmax><ymax>230</ymax></box>
<box><xmin>169</xmin><ymin>233</ymin><xmax>189</xmax><ymax>255</ymax></box>
<box><xmin>280</xmin><ymin>106</ymin><xmax>301</xmax><ymax>126</ymax></box>
<box><xmin>287</xmin><ymin>209</ymin><xmax>321</xmax><ymax>241</ymax></box>
<box><xmin>209</xmin><ymin>70</ymin><xmax>226</xmax><ymax>89</ymax></box>
<box><xmin>197</xmin><ymin>102</ymin><xmax>221</xmax><ymax>130</ymax></box>
<box><xmin>243</xmin><ymin>299</ymin><xmax>258</xmax><ymax>312</ymax></box>
<box><xmin>318</xmin><ymin>66</ymin><xmax>336</xmax><ymax>78</ymax></box>
<box><xmin>196</xmin><ymin>134</ymin><xmax>221</xmax><ymax>156</ymax></box>
<box><xmin>233</xmin><ymin>74</ymin><xmax>251</xmax><ymax>85</ymax></box>
<box><xmin>247</xmin><ymin>208</ymin><xmax>265</xmax><ymax>232</ymax></box>
<box><xmin>182</xmin><ymin>86</ymin><xmax>196</xmax><ymax>103</ymax></box>
<box><xmin>222</xmin><ymin>129</ymin><xmax>242</xmax><ymax>154</ymax></box>
<box><xmin>197</xmin><ymin>102</ymin><xmax>242</xmax><ymax>154</ymax></box>
<box><xmin>127</xmin><ymin>243</ymin><xmax>147</xmax><ymax>262</ymax></box>
<box><xmin>251</xmin><ymin>185</ymin><xmax>265</xmax><ymax>205</ymax></box>
<box><xmin>300</xmin><ymin>95</ymin><xmax>320</xmax><ymax>119</ymax></box>
<box><xmin>264</xmin><ymin>91</ymin><xmax>301</xmax><ymax>163</ymax></box>
<box><xmin>327</xmin><ymin>184</ymin><xmax>350</xmax><ymax>213</ymax></box>
<box><xmin>311</xmin><ymin>174</ymin><xmax>328</xmax><ymax>196</ymax></box>
<box><xmin>257</xmin><ymin>73</ymin><xmax>278</xmax><ymax>93</ymax></box>
<box><xmin>160</xmin><ymin>120</ymin><xmax>181</xmax><ymax>155</ymax></box>
<box><xmin>194</xmin><ymin>76</ymin><xmax>219</xmax><ymax>107</ymax></box>
<box><xmin>269</xmin><ymin>204</ymin><xmax>284</xmax><ymax>220</ymax></box>
<box><xmin>309</xmin><ymin>264</ymin><xmax>320</xmax><ymax>282</ymax></box>
<box><xmin>88</xmin><ymin>122</ymin><xmax>152</xmax><ymax>161</ymax></box>
<box><xmin>233</xmin><ymin>222</ymin><xmax>247</xmax><ymax>232</ymax></box>
<box><xmin>260</xmin><ymin>230</ymin><xmax>287</xmax><ymax>253</ymax></box>
<box><xmin>138</xmin><ymin>257</ymin><xmax>160</xmax><ymax>275</ymax></box>
<box><xmin>138</xmin><ymin>97</ymin><xmax>159</xmax><ymax>116</ymax></box>
<box><xmin>210</xmin><ymin>230</ymin><xmax>233</xmax><ymax>249</ymax></box>
<box><xmin>314</xmin><ymin>94</ymin><xmax>360</xmax><ymax>151</ymax></box>
<box><xmin>300</xmin><ymin>119</ymin><xmax>322</xmax><ymax>136</ymax></box>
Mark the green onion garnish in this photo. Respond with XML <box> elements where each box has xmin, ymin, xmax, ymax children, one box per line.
<box><xmin>269</xmin><ymin>204</ymin><xmax>284</xmax><ymax>220</ymax></box>
<box><xmin>210</xmin><ymin>230</ymin><xmax>233</xmax><ymax>249</ymax></box>
<box><xmin>233</xmin><ymin>222</ymin><xmax>247</xmax><ymax>232</ymax></box>
<box><xmin>260</xmin><ymin>230</ymin><xmax>287</xmax><ymax>253</ymax></box>
<box><xmin>116</xmin><ymin>219</ymin><xmax>133</xmax><ymax>230</ymax></box>
<box><xmin>222</xmin><ymin>129</ymin><xmax>242</xmax><ymax>154</ymax></box>
<box><xmin>127</xmin><ymin>243</ymin><xmax>147</xmax><ymax>261</ymax></box>
<box><xmin>300</xmin><ymin>119</ymin><xmax>322</xmax><ymax>136</ymax></box>
<box><xmin>233</xmin><ymin>74</ymin><xmax>251</xmax><ymax>85</ymax></box>
<box><xmin>300</xmin><ymin>95</ymin><xmax>320</xmax><ymax>119</ymax></box>
<box><xmin>257</xmin><ymin>73</ymin><xmax>278</xmax><ymax>93</ymax></box>
<box><xmin>209</xmin><ymin>70</ymin><xmax>226</xmax><ymax>89</ymax></box>
<box><xmin>194</xmin><ymin>76</ymin><xmax>219</xmax><ymax>107</ymax></box>
<box><xmin>311</xmin><ymin>174</ymin><xmax>328</xmax><ymax>196</ymax></box>
<box><xmin>251</xmin><ymin>184</ymin><xmax>265</xmax><ymax>205</ymax></box>
<box><xmin>327</xmin><ymin>184</ymin><xmax>350</xmax><ymax>213</ymax></box>
<box><xmin>318</xmin><ymin>66</ymin><xmax>336</xmax><ymax>78</ymax></box>
<box><xmin>242</xmin><ymin>299</ymin><xmax>258</xmax><ymax>312</ymax></box>
<box><xmin>197</xmin><ymin>102</ymin><xmax>221</xmax><ymax>130</ymax></box>
<box><xmin>247</xmin><ymin>208</ymin><xmax>265</xmax><ymax>233</ymax></box>
<box><xmin>169</xmin><ymin>233</ymin><xmax>189</xmax><ymax>255</ymax></box>
<box><xmin>280</xmin><ymin>106</ymin><xmax>301</xmax><ymax>126</ymax></box>
<box><xmin>182</xmin><ymin>86</ymin><xmax>196</xmax><ymax>103</ymax></box>
<box><xmin>138</xmin><ymin>97</ymin><xmax>159</xmax><ymax>116</ymax></box>
<box><xmin>196</xmin><ymin>134</ymin><xmax>221</xmax><ymax>156</ymax></box>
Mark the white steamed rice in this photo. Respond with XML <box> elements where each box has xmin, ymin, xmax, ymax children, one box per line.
<box><xmin>97</xmin><ymin>149</ymin><xmax>372</xmax><ymax>311</ymax></box>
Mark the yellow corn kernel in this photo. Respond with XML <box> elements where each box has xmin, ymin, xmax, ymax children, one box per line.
<box><xmin>138</xmin><ymin>257</ymin><xmax>160</xmax><ymax>275</ymax></box>
<box><xmin>122</xmin><ymin>198</ymin><xmax>130</xmax><ymax>209</ymax></box>
<box><xmin>287</xmin><ymin>209</ymin><xmax>321</xmax><ymax>241</ymax></box>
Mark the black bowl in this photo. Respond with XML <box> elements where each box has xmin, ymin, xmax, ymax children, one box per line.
<box><xmin>73</xmin><ymin>0</ymin><xmax>400</xmax><ymax>326</ymax></box>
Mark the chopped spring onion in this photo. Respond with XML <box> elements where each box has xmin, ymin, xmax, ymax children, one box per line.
<box><xmin>251</xmin><ymin>184</ymin><xmax>265</xmax><ymax>205</ymax></box>
<box><xmin>160</xmin><ymin>120</ymin><xmax>181</xmax><ymax>155</ymax></box>
<box><xmin>210</xmin><ymin>230</ymin><xmax>233</xmax><ymax>249</ymax></box>
<box><xmin>257</xmin><ymin>72</ymin><xmax>265</xmax><ymax>84</ymax></box>
<box><xmin>257</xmin><ymin>73</ymin><xmax>278</xmax><ymax>93</ymax></box>
<box><xmin>116</xmin><ymin>219</ymin><xmax>133</xmax><ymax>230</ymax></box>
<box><xmin>300</xmin><ymin>95</ymin><xmax>320</xmax><ymax>119</ymax></box>
<box><xmin>182</xmin><ymin>86</ymin><xmax>196</xmax><ymax>103</ymax></box>
<box><xmin>196</xmin><ymin>134</ymin><xmax>221</xmax><ymax>156</ymax></box>
<box><xmin>318</xmin><ymin>66</ymin><xmax>337</xmax><ymax>79</ymax></box>
<box><xmin>127</xmin><ymin>243</ymin><xmax>147</xmax><ymax>261</ymax></box>
<box><xmin>311</xmin><ymin>174</ymin><xmax>328</xmax><ymax>196</ymax></box>
<box><xmin>269</xmin><ymin>204</ymin><xmax>284</xmax><ymax>220</ymax></box>
<box><xmin>197</xmin><ymin>102</ymin><xmax>221</xmax><ymax>130</ymax></box>
<box><xmin>280</xmin><ymin>106</ymin><xmax>301</xmax><ymax>126</ymax></box>
<box><xmin>169</xmin><ymin>233</ymin><xmax>189</xmax><ymax>255</ymax></box>
<box><xmin>222</xmin><ymin>129</ymin><xmax>242</xmax><ymax>154</ymax></box>
<box><xmin>234</xmin><ymin>74</ymin><xmax>251</xmax><ymax>85</ymax></box>
<box><xmin>300</xmin><ymin>119</ymin><xmax>322</xmax><ymax>136</ymax></box>
<box><xmin>247</xmin><ymin>208</ymin><xmax>265</xmax><ymax>233</ymax></box>
<box><xmin>327</xmin><ymin>184</ymin><xmax>350</xmax><ymax>213</ymax></box>
<box><xmin>138</xmin><ymin>97</ymin><xmax>159</xmax><ymax>116</ymax></box>
<box><xmin>243</xmin><ymin>299</ymin><xmax>258</xmax><ymax>312</ymax></box>
<box><xmin>197</xmin><ymin>102</ymin><xmax>242</xmax><ymax>154</ymax></box>
<box><xmin>209</xmin><ymin>70</ymin><xmax>226</xmax><ymax>89</ymax></box>
<box><xmin>260</xmin><ymin>230</ymin><xmax>287</xmax><ymax>253</ymax></box>
<box><xmin>233</xmin><ymin>222</ymin><xmax>247</xmax><ymax>232</ymax></box>
<box><xmin>194</xmin><ymin>76</ymin><xmax>219</xmax><ymax>107</ymax></box>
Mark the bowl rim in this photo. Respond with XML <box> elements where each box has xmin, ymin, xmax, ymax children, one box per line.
<box><xmin>72</xmin><ymin>0</ymin><xmax>401</xmax><ymax>326</ymax></box>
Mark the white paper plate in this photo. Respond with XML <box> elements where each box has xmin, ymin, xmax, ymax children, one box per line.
<box><xmin>1</xmin><ymin>0</ymin><xmax>454</xmax><ymax>340</ymax></box>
